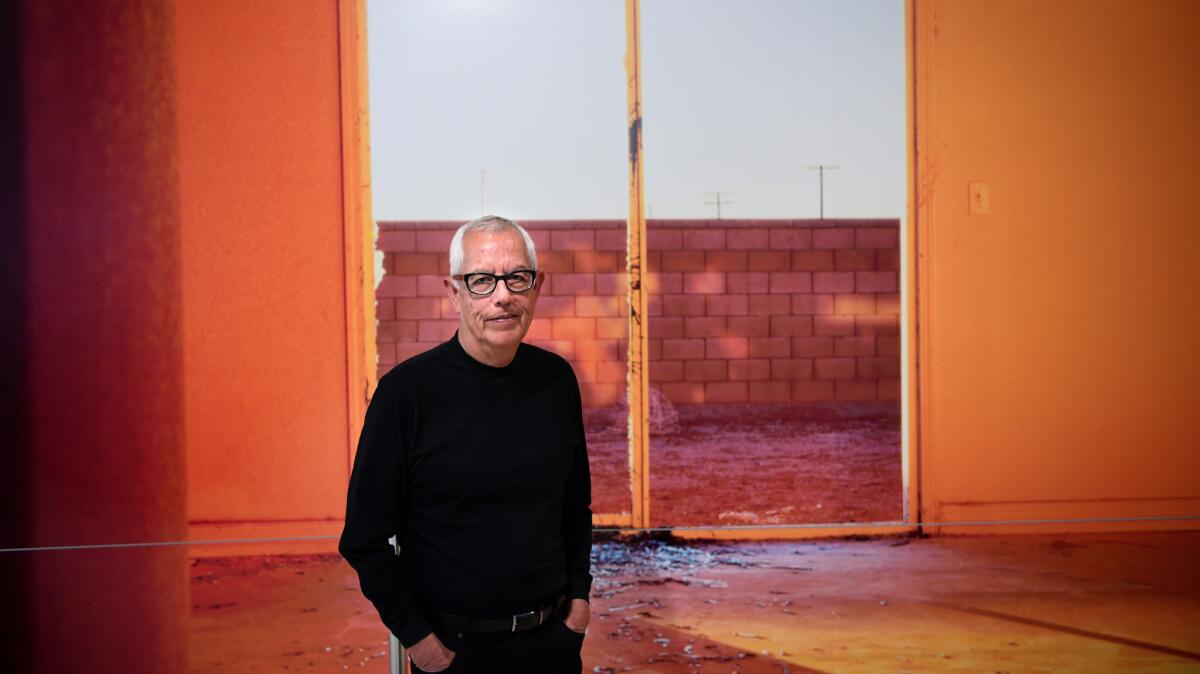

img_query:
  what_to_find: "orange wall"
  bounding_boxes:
[177,0,356,552]
[914,0,1200,532]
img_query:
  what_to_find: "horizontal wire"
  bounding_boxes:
[2,514,1198,553]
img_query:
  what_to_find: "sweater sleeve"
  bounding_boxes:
[562,370,594,602]
[338,375,433,647]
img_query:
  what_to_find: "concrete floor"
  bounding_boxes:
[189,531,1200,673]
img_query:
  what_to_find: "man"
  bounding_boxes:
[339,215,593,674]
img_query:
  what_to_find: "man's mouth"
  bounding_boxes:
[487,313,519,323]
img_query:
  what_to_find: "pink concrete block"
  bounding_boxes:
[552,273,596,296]
[376,298,396,321]
[814,315,856,336]
[378,230,416,252]
[835,336,876,357]
[812,228,853,250]
[532,339,574,360]
[748,337,791,359]
[572,361,598,384]
[378,275,417,298]
[417,274,446,297]
[683,272,726,295]
[685,360,727,382]
[876,292,901,314]
[662,338,706,360]
[581,383,622,406]
[877,336,901,356]
[769,271,812,294]
[651,360,685,382]
[792,379,835,401]
[418,319,456,342]
[377,319,418,342]
[727,272,768,294]
[536,296,575,318]
[857,356,900,379]
[525,319,553,341]
[661,381,704,404]
[877,249,900,271]
[684,229,727,250]
[727,228,768,250]
[706,336,749,359]
[705,295,749,316]
[575,339,619,362]
[649,316,684,339]
[835,249,876,270]
[552,318,596,340]
[539,251,575,273]
[705,251,748,271]
[663,294,705,317]
[550,229,595,251]
[706,381,748,403]
[377,342,396,366]
[791,336,834,358]
[647,295,663,316]
[576,295,620,317]
[856,271,898,293]
[596,360,627,384]
[662,251,706,272]
[856,314,900,336]
[395,342,434,362]
[878,378,902,401]
[595,272,628,296]
[834,293,877,316]
[748,251,791,272]
[770,358,814,380]
[815,357,856,379]
[647,272,683,295]
[439,297,458,319]
[813,271,855,293]
[596,317,627,340]
[390,252,440,274]
[792,294,834,315]
[684,316,727,338]
[769,315,813,337]
[728,316,770,338]
[750,381,792,402]
[749,295,792,316]
[792,251,835,271]
[574,251,621,272]
[856,227,899,249]
[595,228,626,251]
[395,298,441,319]
[729,359,770,381]
[835,380,877,401]
[647,229,682,250]
[416,230,453,253]
[768,228,812,250]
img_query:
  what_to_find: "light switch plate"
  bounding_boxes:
[969,181,991,215]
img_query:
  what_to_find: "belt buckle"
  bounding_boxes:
[511,609,540,632]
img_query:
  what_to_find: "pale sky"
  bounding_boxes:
[367,0,904,221]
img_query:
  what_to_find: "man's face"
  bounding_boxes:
[447,229,543,359]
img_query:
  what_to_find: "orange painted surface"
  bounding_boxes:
[914,0,1200,532]
[176,1,353,539]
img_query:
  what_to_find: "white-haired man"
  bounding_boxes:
[340,215,593,673]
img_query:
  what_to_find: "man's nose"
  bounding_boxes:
[491,281,514,304]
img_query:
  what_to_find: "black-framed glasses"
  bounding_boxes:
[452,269,537,297]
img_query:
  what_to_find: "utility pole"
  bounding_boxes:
[806,165,838,219]
[703,191,732,219]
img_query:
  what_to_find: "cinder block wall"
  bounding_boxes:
[377,219,900,406]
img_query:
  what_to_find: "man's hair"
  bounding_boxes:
[448,215,539,282]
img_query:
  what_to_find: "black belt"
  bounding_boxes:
[435,595,565,634]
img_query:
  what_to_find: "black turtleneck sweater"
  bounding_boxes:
[338,333,593,647]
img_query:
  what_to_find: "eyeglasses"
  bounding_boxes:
[452,269,537,297]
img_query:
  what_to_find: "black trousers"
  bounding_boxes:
[410,615,584,674]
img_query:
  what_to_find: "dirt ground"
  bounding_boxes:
[584,402,903,526]
[189,531,1200,673]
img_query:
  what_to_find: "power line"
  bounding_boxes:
[703,191,732,219]
[806,165,839,219]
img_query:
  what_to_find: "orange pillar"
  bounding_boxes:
[1,1,188,672]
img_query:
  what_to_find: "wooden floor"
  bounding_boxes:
[189,531,1200,673]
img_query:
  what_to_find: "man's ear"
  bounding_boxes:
[444,278,461,313]
[534,271,546,292]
